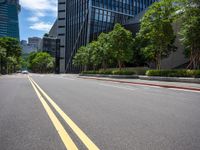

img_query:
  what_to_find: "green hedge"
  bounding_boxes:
[81,67,148,75]
[82,70,136,75]
[146,70,200,78]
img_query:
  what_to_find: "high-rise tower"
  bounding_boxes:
[57,0,157,73]
[57,0,134,72]
[0,0,20,39]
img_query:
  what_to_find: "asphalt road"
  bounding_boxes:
[0,74,200,150]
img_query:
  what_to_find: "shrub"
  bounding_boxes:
[98,70,113,75]
[146,70,200,78]
[81,71,99,74]
[112,70,136,75]
[81,69,136,75]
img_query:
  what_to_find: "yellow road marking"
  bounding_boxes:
[28,77,78,150]
[29,77,100,150]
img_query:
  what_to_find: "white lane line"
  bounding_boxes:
[99,83,136,91]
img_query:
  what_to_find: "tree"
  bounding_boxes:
[180,0,200,69]
[0,46,6,74]
[137,0,179,69]
[132,37,148,67]
[73,45,92,71]
[7,56,17,74]
[0,37,21,74]
[109,23,133,70]
[0,37,21,59]
[27,52,37,69]
[90,33,113,70]
[19,57,28,70]
[29,52,55,73]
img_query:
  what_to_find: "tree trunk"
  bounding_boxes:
[84,65,87,71]
[102,61,107,70]
[157,52,161,70]
[118,60,122,70]
[0,56,1,74]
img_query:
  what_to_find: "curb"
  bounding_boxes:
[139,76,200,84]
[79,76,200,92]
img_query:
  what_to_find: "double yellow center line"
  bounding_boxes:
[28,76,100,150]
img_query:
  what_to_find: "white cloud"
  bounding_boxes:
[28,16,39,22]
[30,22,52,32]
[20,0,57,15]
[20,0,57,31]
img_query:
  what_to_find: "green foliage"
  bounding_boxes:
[73,46,93,70]
[137,0,180,69]
[112,70,136,75]
[0,37,22,74]
[91,33,113,69]
[0,37,21,58]
[0,46,6,58]
[28,52,55,73]
[81,67,148,75]
[179,0,200,69]
[27,52,37,69]
[73,23,134,71]
[146,69,200,78]
[132,37,148,66]
[109,23,133,69]
[19,57,28,70]
[82,69,136,75]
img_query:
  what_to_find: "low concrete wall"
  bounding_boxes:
[79,74,138,79]
[139,76,200,84]
[80,74,200,84]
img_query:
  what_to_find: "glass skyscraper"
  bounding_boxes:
[0,0,20,39]
[64,0,135,72]
[133,0,157,14]
[58,0,157,72]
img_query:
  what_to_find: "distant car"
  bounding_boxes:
[22,70,29,74]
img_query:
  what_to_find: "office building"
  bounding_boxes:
[0,0,20,39]
[133,0,158,15]
[58,0,136,72]
[28,37,41,50]
[57,0,66,72]
[20,40,37,54]
[39,21,61,73]
[57,0,158,73]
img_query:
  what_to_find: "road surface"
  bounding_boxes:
[0,74,200,150]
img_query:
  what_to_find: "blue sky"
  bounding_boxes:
[19,0,57,41]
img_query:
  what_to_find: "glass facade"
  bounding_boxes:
[0,0,20,39]
[64,0,156,72]
[133,0,157,14]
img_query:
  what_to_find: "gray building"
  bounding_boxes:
[28,37,41,50]
[57,0,186,72]
[39,21,61,73]
[0,0,20,39]
[20,40,37,54]
[58,0,135,73]
[57,0,66,73]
